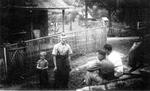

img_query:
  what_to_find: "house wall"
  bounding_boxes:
[0,8,48,43]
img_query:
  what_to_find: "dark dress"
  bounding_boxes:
[54,50,71,89]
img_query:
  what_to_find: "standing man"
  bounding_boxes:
[52,33,73,89]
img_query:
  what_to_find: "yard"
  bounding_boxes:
[1,37,144,90]
[0,0,150,90]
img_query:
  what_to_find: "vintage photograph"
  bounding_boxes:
[0,0,150,90]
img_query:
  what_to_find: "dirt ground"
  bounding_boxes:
[0,37,138,90]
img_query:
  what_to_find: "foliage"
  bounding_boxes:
[63,0,85,7]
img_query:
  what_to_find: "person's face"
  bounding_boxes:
[97,53,105,61]
[104,49,110,55]
[40,55,45,59]
[60,37,66,44]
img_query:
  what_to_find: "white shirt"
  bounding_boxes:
[52,42,73,55]
[106,51,124,76]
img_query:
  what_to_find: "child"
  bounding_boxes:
[36,51,49,88]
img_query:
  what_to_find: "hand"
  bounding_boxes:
[71,68,79,72]
[53,66,57,72]
[75,68,80,71]
[37,67,42,70]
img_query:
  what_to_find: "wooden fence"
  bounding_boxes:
[5,26,107,82]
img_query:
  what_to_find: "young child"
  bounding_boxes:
[36,51,49,88]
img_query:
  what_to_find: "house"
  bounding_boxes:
[0,0,72,43]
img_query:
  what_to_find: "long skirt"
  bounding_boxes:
[54,55,71,89]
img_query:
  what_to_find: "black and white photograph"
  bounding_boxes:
[0,0,150,90]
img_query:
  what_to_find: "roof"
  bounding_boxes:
[34,0,72,9]
[8,0,73,9]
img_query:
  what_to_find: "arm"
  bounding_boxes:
[52,45,58,71]
[76,64,89,71]
[68,44,73,68]
[53,55,57,69]
[76,61,100,71]
[68,55,72,67]
[36,60,42,69]
[42,60,49,70]
[87,62,102,72]
[111,53,124,77]
[128,42,141,54]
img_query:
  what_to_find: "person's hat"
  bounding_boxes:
[40,51,47,56]
[60,33,67,39]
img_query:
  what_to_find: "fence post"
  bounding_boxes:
[62,9,65,32]
[137,21,140,30]
[85,29,88,53]
[3,47,7,80]
[94,29,97,52]
[75,32,77,54]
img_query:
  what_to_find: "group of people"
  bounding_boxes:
[36,33,126,89]
[76,44,124,85]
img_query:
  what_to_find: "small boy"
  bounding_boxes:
[36,51,49,88]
